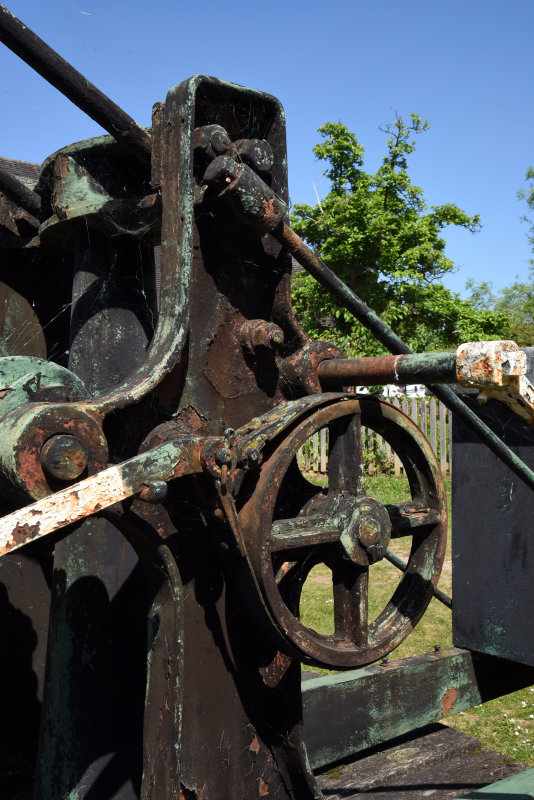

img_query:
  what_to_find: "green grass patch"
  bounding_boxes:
[299,474,534,765]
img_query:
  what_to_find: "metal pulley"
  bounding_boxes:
[237,396,447,668]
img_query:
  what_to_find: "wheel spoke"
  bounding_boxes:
[328,414,365,496]
[386,502,442,537]
[271,515,340,551]
[332,564,368,646]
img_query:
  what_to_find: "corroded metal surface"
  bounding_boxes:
[303,647,534,769]
[0,8,532,798]
[317,352,457,386]
[456,340,534,425]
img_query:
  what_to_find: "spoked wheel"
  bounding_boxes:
[238,396,447,669]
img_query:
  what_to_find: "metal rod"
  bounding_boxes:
[0,5,151,159]
[273,220,534,493]
[318,353,457,387]
[0,163,42,218]
[385,550,452,609]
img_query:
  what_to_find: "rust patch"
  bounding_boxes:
[249,733,261,757]
[55,153,70,180]
[16,445,44,494]
[261,197,276,218]
[259,777,269,796]
[441,686,458,716]
[6,520,41,553]
[259,650,293,688]
[173,407,209,436]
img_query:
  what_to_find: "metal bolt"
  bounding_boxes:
[40,435,88,482]
[434,644,441,652]
[366,543,385,564]
[215,447,232,467]
[357,515,381,547]
[139,481,168,504]
[250,323,284,350]
[381,657,389,665]
[247,448,260,463]
[240,320,284,354]
[210,128,232,154]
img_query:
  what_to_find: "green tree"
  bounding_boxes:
[466,271,534,346]
[518,165,534,260]
[291,116,508,356]
[463,167,534,347]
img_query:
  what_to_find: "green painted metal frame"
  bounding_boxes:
[302,647,534,770]
[458,767,534,797]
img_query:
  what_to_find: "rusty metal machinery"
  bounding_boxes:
[1,6,534,799]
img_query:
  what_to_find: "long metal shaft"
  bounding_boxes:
[275,221,534,492]
[318,352,458,387]
[0,162,42,218]
[0,5,151,159]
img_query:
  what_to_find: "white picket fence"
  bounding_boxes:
[300,397,453,477]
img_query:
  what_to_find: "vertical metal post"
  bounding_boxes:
[35,227,158,800]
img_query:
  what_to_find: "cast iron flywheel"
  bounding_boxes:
[238,396,447,669]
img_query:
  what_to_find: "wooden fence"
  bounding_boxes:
[300,397,453,477]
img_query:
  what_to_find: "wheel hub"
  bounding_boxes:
[338,495,392,565]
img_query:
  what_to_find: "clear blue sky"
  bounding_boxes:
[1,0,532,297]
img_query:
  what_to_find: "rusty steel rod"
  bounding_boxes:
[385,550,452,609]
[0,163,42,218]
[272,222,534,492]
[0,5,151,159]
[318,353,457,387]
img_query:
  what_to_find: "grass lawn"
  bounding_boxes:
[299,474,534,765]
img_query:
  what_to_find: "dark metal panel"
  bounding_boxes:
[452,392,534,666]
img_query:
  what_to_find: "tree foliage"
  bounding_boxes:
[291,116,508,356]
[464,167,534,347]
[518,165,534,259]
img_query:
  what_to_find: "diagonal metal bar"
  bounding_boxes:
[0,4,151,159]
[0,163,42,218]
[0,434,203,557]
[385,549,452,609]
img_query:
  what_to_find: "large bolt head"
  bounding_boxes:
[339,496,391,567]
[40,434,88,481]
[357,515,381,547]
